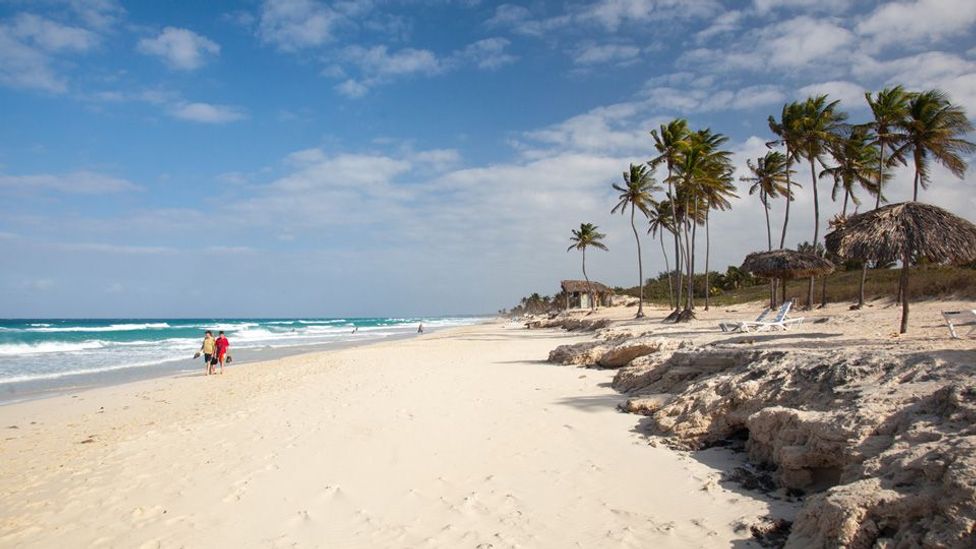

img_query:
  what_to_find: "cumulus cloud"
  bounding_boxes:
[256,0,346,51]
[170,102,246,124]
[137,27,220,70]
[856,0,976,51]
[451,38,517,70]
[797,80,868,108]
[332,38,516,97]
[0,171,140,193]
[0,13,98,92]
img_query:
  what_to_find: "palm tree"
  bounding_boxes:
[857,86,912,308]
[611,164,660,318]
[648,200,677,310]
[742,151,792,251]
[671,128,728,318]
[793,94,847,308]
[567,223,608,311]
[821,126,882,217]
[899,89,975,201]
[699,162,737,310]
[767,101,803,249]
[650,119,690,316]
[742,150,792,307]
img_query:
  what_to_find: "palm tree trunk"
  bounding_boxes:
[581,248,593,311]
[900,247,910,334]
[660,230,674,310]
[631,204,645,319]
[683,198,693,313]
[912,150,921,202]
[779,148,792,249]
[667,164,682,314]
[704,208,711,311]
[808,157,819,310]
[690,203,698,311]
[842,189,849,217]
[859,139,888,309]
[763,192,775,307]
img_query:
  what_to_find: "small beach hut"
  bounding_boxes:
[825,201,976,334]
[740,250,834,306]
[559,280,614,310]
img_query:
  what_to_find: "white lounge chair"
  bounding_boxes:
[943,310,976,339]
[728,300,804,333]
[719,307,772,332]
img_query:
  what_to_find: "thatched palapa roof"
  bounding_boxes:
[740,249,834,279]
[560,280,614,294]
[825,202,976,264]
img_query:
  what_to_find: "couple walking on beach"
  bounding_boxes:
[200,331,230,375]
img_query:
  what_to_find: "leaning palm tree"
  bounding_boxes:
[821,126,883,217]
[899,89,975,201]
[743,151,793,251]
[767,101,803,249]
[650,119,690,315]
[647,200,677,310]
[742,150,792,307]
[611,164,660,318]
[857,86,912,308]
[567,223,608,311]
[793,94,848,308]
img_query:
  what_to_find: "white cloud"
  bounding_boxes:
[0,171,140,193]
[170,102,246,124]
[644,84,785,113]
[681,16,854,74]
[695,10,743,44]
[59,242,176,254]
[855,51,976,113]
[7,13,97,52]
[341,45,440,77]
[487,0,718,36]
[857,0,976,51]
[452,37,517,70]
[797,80,867,108]
[0,13,98,92]
[256,0,344,51]
[335,79,369,98]
[752,0,853,15]
[573,43,640,66]
[332,39,516,97]
[137,27,220,70]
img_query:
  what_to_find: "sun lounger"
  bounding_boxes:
[723,300,805,333]
[943,309,976,339]
[719,307,771,332]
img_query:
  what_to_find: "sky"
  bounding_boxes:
[1,0,975,318]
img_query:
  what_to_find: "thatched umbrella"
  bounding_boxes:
[741,249,835,306]
[825,202,976,333]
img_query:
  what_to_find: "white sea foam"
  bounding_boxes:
[0,341,107,356]
[26,322,171,333]
[0,356,188,384]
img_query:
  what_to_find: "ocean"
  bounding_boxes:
[0,316,485,402]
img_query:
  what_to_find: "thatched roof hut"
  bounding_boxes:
[559,280,614,310]
[560,280,613,294]
[740,250,835,280]
[825,202,976,265]
[825,201,976,334]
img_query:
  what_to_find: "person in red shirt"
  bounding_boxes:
[214,331,230,375]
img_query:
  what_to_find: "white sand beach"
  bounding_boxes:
[0,320,780,548]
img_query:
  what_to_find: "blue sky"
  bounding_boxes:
[1,0,975,317]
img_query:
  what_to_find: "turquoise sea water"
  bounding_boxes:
[0,317,483,395]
